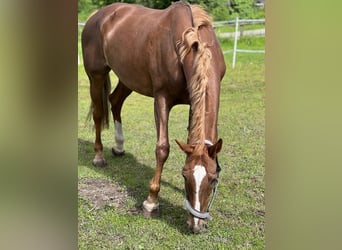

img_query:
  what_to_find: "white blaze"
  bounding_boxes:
[193,165,206,227]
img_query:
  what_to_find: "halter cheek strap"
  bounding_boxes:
[184,139,222,220]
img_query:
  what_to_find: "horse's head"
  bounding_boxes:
[176,139,222,233]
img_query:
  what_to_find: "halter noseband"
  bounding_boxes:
[184,140,222,221]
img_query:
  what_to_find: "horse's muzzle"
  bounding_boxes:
[187,216,208,233]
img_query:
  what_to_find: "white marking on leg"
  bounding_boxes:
[193,165,206,227]
[114,121,124,153]
[143,199,159,212]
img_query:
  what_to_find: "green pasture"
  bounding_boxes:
[78,30,265,248]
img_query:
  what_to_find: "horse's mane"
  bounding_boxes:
[177,5,213,153]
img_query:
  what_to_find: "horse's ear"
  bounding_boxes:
[208,138,223,159]
[175,140,194,154]
[192,41,199,51]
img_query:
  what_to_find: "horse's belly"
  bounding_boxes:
[106,47,185,98]
[110,64,154,97]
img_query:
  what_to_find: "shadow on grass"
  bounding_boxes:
[78,138,191,235]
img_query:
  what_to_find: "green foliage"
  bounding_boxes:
[228,0,262,19]
[78,0,264,22]
[210,2,230,21]
[78,0,95,13]
[138,0,173,9]
[186,0,229,21]
[92,0,137,8]
[78,0,97,21]
[90,0,172,9]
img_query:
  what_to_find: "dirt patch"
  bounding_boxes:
[78,177,130,210]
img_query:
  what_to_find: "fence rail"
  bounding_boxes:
[213,18,265,27]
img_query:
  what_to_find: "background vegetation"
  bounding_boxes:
[78,0,265,21]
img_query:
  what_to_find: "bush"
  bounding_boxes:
[78,0,265,22]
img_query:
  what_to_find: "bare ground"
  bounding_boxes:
[78,177,131,211]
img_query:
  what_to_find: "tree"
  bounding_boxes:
[78,0,263,21]
[137,0,172,9]
[227,0,259,19]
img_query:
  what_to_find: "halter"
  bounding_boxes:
[184,140,222,221]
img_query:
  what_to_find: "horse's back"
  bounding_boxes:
[82,2,225,103]
[82,2,192,99]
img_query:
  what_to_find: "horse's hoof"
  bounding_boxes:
[112,147,125,157]
[92,158,107,167]
[142,206,160,218]
[142,200,160,218]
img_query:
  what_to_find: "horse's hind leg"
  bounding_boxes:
[109,80,132,156]
[88,72,111,167]
[82,24,111,167]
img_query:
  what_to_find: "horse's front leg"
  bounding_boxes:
[143,95,171,217]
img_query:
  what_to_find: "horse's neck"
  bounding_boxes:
[187,94,218,145]
[203,84,219,143]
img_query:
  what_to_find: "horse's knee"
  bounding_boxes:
[149,181,160,195]
[155,143,170,163]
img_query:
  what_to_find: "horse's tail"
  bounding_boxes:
[176,5,212,150]
[86,74,112,130]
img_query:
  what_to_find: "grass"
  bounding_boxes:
[78,31,265,248]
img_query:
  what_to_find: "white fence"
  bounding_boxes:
[78,22,85,65]
[78,18,265,67]
[214,17,265,68]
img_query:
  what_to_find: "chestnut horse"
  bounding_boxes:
[81,1,226,233]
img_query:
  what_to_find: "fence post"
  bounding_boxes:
[78,23,85,66]
[232,16,239,69]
